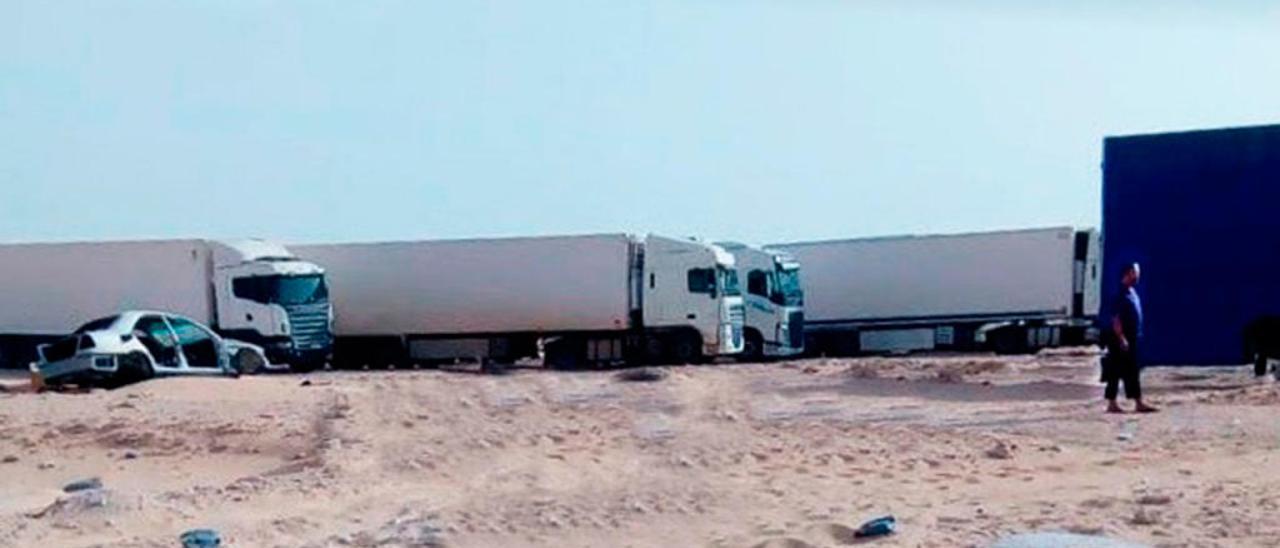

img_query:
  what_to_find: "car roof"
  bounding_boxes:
[109,310,200,326]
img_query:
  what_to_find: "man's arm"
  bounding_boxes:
[1112,314,1129,352]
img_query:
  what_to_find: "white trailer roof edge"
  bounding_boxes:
[772,225,1087,249]
[293,232,636,248]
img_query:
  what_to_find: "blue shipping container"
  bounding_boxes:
[1102,124,1280,366]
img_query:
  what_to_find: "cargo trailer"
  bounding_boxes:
[772,227,1100,355]
[295,234,745,368]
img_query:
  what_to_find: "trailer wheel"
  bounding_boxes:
[991,328,1031,355]
[544,337,583,370]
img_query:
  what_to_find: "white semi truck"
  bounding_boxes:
[772,227,1100,355]
[716,242,805,360]
[295,234,746,369]
[0,239,334,371]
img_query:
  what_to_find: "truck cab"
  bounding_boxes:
[720,243,805,360]
[210,240,334,370]
[641,236,745,362]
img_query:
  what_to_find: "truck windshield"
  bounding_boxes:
[776,267,804,306]
[718,267,742,297]
[233,275,329,306]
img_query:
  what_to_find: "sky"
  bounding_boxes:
[3,1,1280,246]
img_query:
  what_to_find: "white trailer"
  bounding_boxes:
[771,227,1100,355]
[295,234,745,368]
[0,239,333,370]
[716,243,805,360]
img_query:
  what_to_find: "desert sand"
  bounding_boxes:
[2,351,1279,547]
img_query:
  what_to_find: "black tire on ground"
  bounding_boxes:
[739,329,764,363]
[644,336,665,365]
[670,333,702,365]
[1255,353,1270,377]
[992,328,1028,355]
[544,338,583,370]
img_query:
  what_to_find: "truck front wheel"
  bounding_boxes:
[739,329,764,363]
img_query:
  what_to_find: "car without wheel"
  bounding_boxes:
[32,310,269,388]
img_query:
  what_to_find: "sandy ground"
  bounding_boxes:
[2,351,1280,547]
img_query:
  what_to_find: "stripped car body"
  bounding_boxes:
[32,311,269,388]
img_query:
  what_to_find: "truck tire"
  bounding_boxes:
[544,337,583,370]
[671,333,703,365]
[1255,352,1270,377]
[739,329,764,363]
[992,328,1031,355]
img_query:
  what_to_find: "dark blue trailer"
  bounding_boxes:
[1102,123,1280,371]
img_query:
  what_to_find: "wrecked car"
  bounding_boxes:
[32,311,269,388]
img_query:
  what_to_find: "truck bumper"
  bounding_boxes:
[261,339,331,368]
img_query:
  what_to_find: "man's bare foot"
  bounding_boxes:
[1135,403,1158,413]
[1106,403,1124,414]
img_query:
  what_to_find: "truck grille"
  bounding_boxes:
[286,304,332,350]
[788,311,805,349]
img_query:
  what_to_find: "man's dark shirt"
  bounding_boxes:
[1111,286,1143,353]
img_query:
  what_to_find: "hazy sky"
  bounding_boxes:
[4,1,1279,245]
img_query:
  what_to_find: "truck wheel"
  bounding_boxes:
[992,329,1028,355]
[1254,352,1270,377]
[739,330,764,363]
[234,348,266,375]
[671,333,702,365]
[544,338,583,370]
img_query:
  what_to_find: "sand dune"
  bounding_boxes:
[2,353,1278,546]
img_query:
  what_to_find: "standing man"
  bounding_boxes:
[1104,262,1157,413]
